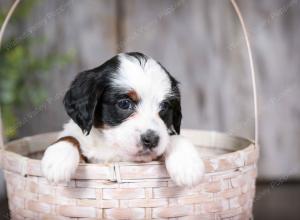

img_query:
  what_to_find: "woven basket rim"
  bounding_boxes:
[1,129,258,182]
[5,129,255,147]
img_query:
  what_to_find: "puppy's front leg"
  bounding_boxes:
[41,136,81,183]
[165,135,205,187]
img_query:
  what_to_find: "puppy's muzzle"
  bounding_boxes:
[141,129,160,150]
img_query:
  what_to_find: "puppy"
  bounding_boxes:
[41,52,204,187]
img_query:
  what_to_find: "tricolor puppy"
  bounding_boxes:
[42,52,204,187]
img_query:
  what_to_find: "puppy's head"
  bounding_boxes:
[64,52,181,162]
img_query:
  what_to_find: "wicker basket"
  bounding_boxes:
[1,130,258,219]
[0,0,259,219]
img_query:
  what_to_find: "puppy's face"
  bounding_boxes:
[64,52,181,162]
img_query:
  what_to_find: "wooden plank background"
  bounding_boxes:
[0,0,299,188]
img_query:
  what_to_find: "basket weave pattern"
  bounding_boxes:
[1,132,258,220]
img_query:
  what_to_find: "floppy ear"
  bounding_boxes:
[63,70,103,135]
[172,98,182,135]
[167,72,182,135]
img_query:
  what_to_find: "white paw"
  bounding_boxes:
[165,135,205,187]
[41,141,80,183]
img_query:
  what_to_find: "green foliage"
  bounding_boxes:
[0,0,73,138]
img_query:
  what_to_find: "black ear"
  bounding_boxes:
[63,70,103,135]
[172,98,182,134]
[64,55,120,134]
[167,72,182,135]
[157,61,182,135]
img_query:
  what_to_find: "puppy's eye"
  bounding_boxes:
[117,99,134,110]
[160,101,170,112]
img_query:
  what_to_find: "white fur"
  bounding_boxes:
[41,141,79,183]
[115,54,172,102]
[42,53,205,186]
[165,135,205,187]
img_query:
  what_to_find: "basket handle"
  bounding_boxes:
[0,0,258,148]
[0,0,21,150]
[230,0,258,145]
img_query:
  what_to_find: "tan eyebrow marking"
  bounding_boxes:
[127,90,139,102]
[54,136,88,163]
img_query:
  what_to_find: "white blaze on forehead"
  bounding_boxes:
[114,54,172,105]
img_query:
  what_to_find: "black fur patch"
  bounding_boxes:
[126,52,148,66]
[94,87,137,127]
[63,55,120,134]
[157,62,182,135]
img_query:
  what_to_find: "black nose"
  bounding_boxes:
[141,130,160,149]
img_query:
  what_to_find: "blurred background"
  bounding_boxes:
[0,0,299,219]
